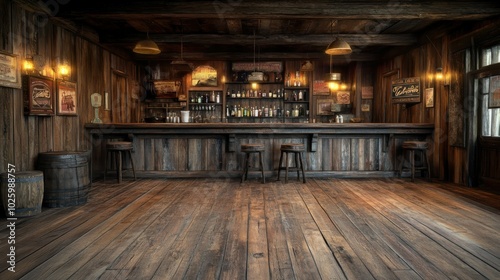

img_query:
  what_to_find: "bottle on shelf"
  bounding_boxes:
[210,91,216,103]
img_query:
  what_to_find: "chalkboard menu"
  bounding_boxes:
[391,77,421,104]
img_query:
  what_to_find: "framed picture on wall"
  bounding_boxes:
[22,75,55,116]
[0,51,21,89]
[317,98,334,115]
[153,80,181,98]
[192,65,217,87]
[56,80,77,115]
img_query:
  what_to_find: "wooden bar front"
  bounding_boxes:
[85,123,434,179]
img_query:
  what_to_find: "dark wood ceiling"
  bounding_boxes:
[23,0,500,62]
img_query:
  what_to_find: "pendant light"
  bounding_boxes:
[248,30,264,82]
[171,24,193,72]
[325,20,352,56]
[133,30,161,55]
[325,54,342,90]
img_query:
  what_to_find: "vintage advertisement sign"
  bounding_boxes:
[391,77,421,104]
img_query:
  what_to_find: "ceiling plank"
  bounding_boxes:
[55,1,500,20]
[103,33,418,47]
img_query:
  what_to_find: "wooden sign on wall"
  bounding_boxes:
[391,77,421,104]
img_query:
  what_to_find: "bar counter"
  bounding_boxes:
[85,123,434,179]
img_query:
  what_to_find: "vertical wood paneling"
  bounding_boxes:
[0,1,140,175]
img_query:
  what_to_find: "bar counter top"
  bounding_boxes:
[85,122,434,179]
[85,122,434,135]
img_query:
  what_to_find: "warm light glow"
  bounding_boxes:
[221,75,226,84]
[251,82,258,90]
[340,83,348,90]
[59,64,70,77]
[435,67,444,80]
[328,81,340,91]
[23,59,34,72]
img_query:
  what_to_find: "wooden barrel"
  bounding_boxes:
[37,151,90,207]
[1,171,44,217]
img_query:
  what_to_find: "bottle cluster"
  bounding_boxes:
[227,89,283,99]
[227,105,283,118]
[190,91,221,104]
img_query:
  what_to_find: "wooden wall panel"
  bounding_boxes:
[0,1,139,174]
[372,34,472,185]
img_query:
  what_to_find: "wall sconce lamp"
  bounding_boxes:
[59,64,70,79]
[23,57,34,74]
[435,67,444,80]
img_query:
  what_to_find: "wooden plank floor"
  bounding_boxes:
[1,177,499,279]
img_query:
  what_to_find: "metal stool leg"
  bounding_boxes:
[285,152,289,183]
[259,151,265,183]
[298,152,306,183]
[117,151,123,183]
[277,151,284,181]
[128,150,137,180]
[241,152,250,183]
[294,152,300,180]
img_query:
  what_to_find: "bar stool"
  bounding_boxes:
[241,143,266,183]
[104,141,136,183]
[277,143,306,183]
[398,141,430,182]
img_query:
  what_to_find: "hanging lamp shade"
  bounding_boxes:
[133,39,161,55]
[325,37,352,55]
[324,72,341,81]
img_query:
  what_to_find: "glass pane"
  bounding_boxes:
[481,77,489,95]
[492,108,500,136]
[481,93,490,136]
[492,45,500,64]
[482,48,492,67]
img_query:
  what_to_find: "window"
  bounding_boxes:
[480,44,500,137]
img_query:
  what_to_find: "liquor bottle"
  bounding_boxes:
[226,105,230,117]
[231,90,236,98]
[298,90,303,101]
[236,90,241,98]
[216,92,221,103]
[210,91,216,103]
[299,105,304,116]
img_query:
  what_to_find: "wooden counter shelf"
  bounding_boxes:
[85,123,434,180]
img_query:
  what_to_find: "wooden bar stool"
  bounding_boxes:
[277,143,306,183]
[398,141,430,182]
[241,143,266,183]
[104,141,136,183]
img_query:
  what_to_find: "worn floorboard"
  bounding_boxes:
[0,177,499,280]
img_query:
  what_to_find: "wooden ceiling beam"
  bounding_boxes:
[103,33,418,47]
[55,1,500,20]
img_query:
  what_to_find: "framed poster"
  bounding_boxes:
[489,75,500,108]
[317,98,333,115]
[361,86,373,99]
[313,80,330,95]
[192,65,217,87]
[0,51,21,89]
[22,75,55,116]
[336,91,350,104]
[391,77,421,104]
[56,80,77,115]
[153,80,181,98]
[425,88,434,108]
